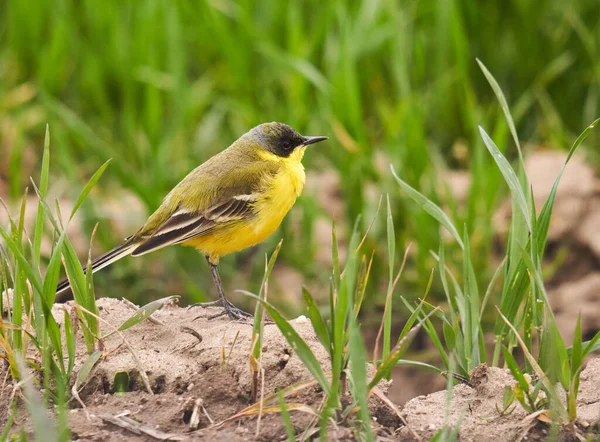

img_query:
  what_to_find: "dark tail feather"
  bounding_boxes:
[55,242,135,296]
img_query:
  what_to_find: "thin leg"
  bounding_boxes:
[190,257,252,320]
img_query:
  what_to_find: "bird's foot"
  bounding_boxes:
[190,298,252,321]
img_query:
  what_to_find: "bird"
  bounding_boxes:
[56,122,328,320]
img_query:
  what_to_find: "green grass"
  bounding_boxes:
[1,75,598,441]
[1,0,598,314]
[0,130,180,438]
[392,62,600,437]
[243,213,436,440]
[1,3,600,439]
[252,63,599,439]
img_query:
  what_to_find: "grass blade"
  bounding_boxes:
[369,307,438,390]
[478,126,531,232]
[277,390,297,442]
[391,165,463,249]
[383,195,395,363]
[114,296,177,333]
[33,125,50,262]
[497,308,568,422]
[348,324,373,441]
[302,287,331,355]
[16,356,59,442]
[537,118,600,254]
[243,293,330,395]
[63,307,76,376]
[69,159,112,221]
[476,59,523,162]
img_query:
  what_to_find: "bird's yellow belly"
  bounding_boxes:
[184,160,305,262]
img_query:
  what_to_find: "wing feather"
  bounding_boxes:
[131,194,256,256]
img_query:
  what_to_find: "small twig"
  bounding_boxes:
[255,367,265,438]
[300,394,328,441]
[227,330,240,365]
[516,410,547,442]
[220,331,227,366]
[0,364,10,402]
[101,413,186,440]
[440,370,471,385]
[180,326,203,347]
[71,384,90,420]
[371,386,422,441]
[189,398,203,430]
[115,410,132,418]
[202,402,214,425]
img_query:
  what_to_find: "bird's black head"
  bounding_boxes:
[249,122,328,158]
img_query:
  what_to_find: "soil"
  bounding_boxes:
[1,298,400,441]
[2,297,600,441]
[400,362,600,441]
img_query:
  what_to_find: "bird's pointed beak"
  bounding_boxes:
[302,135,328,146]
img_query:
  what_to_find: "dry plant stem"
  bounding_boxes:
[9,373,35,403]
[202,402,214,425]
[100,414,185,441]
[220,332,227,366]
[214,380,320,429]
[189,398,203,430]
[371,386,421,442]
[516,410,550,442]
[71,385,90,420]
[227,330,240,365]
[373,243,412,370]
[73,303,154,394]
[179,326,203,345]
[301,394,327,440]
[255,367,266,438]
[0,368,10,402]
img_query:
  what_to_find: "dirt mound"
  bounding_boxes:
[400,362,600,441]
[67,297,329,441]
[4,297,600,440]
[3,298,399,441]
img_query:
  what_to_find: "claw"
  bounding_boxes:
[190,298,252,321]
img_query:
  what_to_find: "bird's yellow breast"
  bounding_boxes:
[184,147,306,262]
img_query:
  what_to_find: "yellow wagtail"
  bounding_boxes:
[56,122,328,319]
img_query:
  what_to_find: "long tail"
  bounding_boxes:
[55,241,137,296]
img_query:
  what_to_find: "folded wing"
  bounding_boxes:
[131,194,256,256]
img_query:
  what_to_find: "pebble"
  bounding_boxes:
[295,315,308,324]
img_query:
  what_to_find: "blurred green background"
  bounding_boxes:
[1,0,598,321]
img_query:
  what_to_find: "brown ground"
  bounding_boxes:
[2,297,600,441]
[1,298,401,441]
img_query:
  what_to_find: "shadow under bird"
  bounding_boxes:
[56,122,328,319]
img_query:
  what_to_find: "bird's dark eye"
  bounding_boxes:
[282,139,293,151]
[276,135,296,153]
[265,124,305,157]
